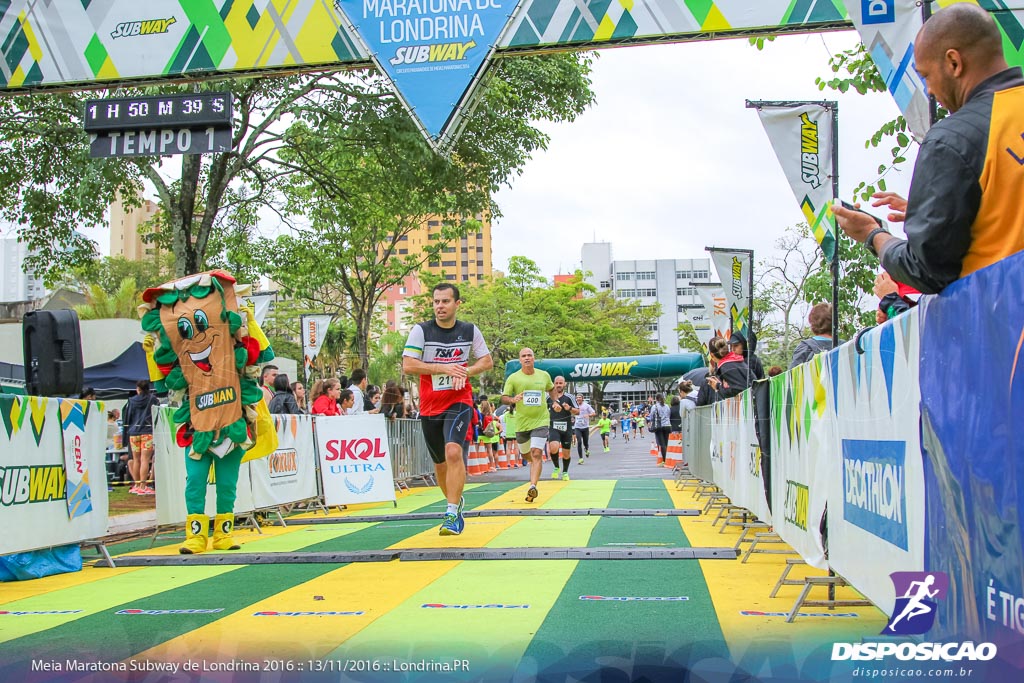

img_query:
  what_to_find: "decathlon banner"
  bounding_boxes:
[335,0,517,147]
[752,103,837,260]
[709,392,771,523]
[153,407,255,526]
[847,0,930,139]
[827,310,924,616]
[58,399,96,520]
[917,249,1024,658]
[249,415,318,509]
[300,314,332,376]
[315,414,397,507]
[0,396,108,555]
[768,358,833,569]
[693,283,731,341]
[707,248,753,339]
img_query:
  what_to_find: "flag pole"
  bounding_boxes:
[831,102,840,350]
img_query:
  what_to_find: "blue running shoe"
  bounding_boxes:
[439,512,461,536]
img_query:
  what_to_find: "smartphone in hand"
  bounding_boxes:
[837,200,885,228]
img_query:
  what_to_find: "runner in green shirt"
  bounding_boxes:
[501,347,555,503]
[596,415,612,452]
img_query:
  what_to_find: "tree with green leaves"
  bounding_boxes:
[265,54,595,370]
[74,276,140,320]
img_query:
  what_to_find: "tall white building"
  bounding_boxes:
[581,242,712,354]
[0,234,45,304]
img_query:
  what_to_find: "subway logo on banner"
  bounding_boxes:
[569,360,639,379]
[799,113,821,189]
[0,466,65,506]
[390,41,477,65]
[862,0,895,25]
[111,17,177,39]
[842,440,908,550]
[784,479,809,531]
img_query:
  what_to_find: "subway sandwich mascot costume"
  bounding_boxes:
[139,270,276,554]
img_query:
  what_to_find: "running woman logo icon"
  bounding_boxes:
[883,571,949,635]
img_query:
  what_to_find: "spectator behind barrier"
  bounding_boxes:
[834,3,1024,293]
[698,338,751,406]
[268,374,303,415]
[790,303,842,369]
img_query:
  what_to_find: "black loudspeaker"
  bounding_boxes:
[22,309,84,397]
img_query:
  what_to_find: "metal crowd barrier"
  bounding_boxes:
[386,418,437,489]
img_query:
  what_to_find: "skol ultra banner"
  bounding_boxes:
[315,414,397,507]
[707,248,753,339]
[827,310,925,616]
[693,283,731,341]
[300,314,332,376]
[753,103,837,260]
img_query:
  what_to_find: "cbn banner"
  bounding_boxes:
[315,414,397,507]
[693,283,731,341]
[153,407,255,526]
[249,415,318,509]
[768,357,833,569]
[707,248,753,338]
[918,249,1024,660]
[827,310,924,616]
[710,392,771,523]
[753,103,836,260]
[0,397,108,555]
[680,307,715,348]
[59,400,96,520]
[300,315,332,377]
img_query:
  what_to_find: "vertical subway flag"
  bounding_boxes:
[692,284,731,342]
[755,104,836,260]
[336,0,518,149]
[706,249,753,339]
[300,315,332,376]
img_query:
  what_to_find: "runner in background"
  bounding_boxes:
[596,413,612,452]
[621,412,632,442]
[547,376,579,481]
[402,283,493,536]
[573,392,596,463]
[502,348,555,503]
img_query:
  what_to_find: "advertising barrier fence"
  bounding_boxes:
[4,243,1022,668]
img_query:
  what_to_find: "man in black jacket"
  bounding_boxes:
[835,3,1024,293]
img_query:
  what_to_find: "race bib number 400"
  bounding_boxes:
[432,373,455,391]
[523,390,542,406]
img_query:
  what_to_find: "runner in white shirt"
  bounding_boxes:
[573,393,596,464]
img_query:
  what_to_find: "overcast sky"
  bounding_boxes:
[491,30,918,279]
[76,29,918,283]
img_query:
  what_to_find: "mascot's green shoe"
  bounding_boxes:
[179,514,209,554]
[212,513,241,551]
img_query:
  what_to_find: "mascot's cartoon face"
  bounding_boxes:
[159,286,242,434]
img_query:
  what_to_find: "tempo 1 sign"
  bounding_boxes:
[84,91,233,158]
[89,127,232,158]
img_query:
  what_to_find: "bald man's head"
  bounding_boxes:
[916,3,1003,65]
[914,4,1008,112]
